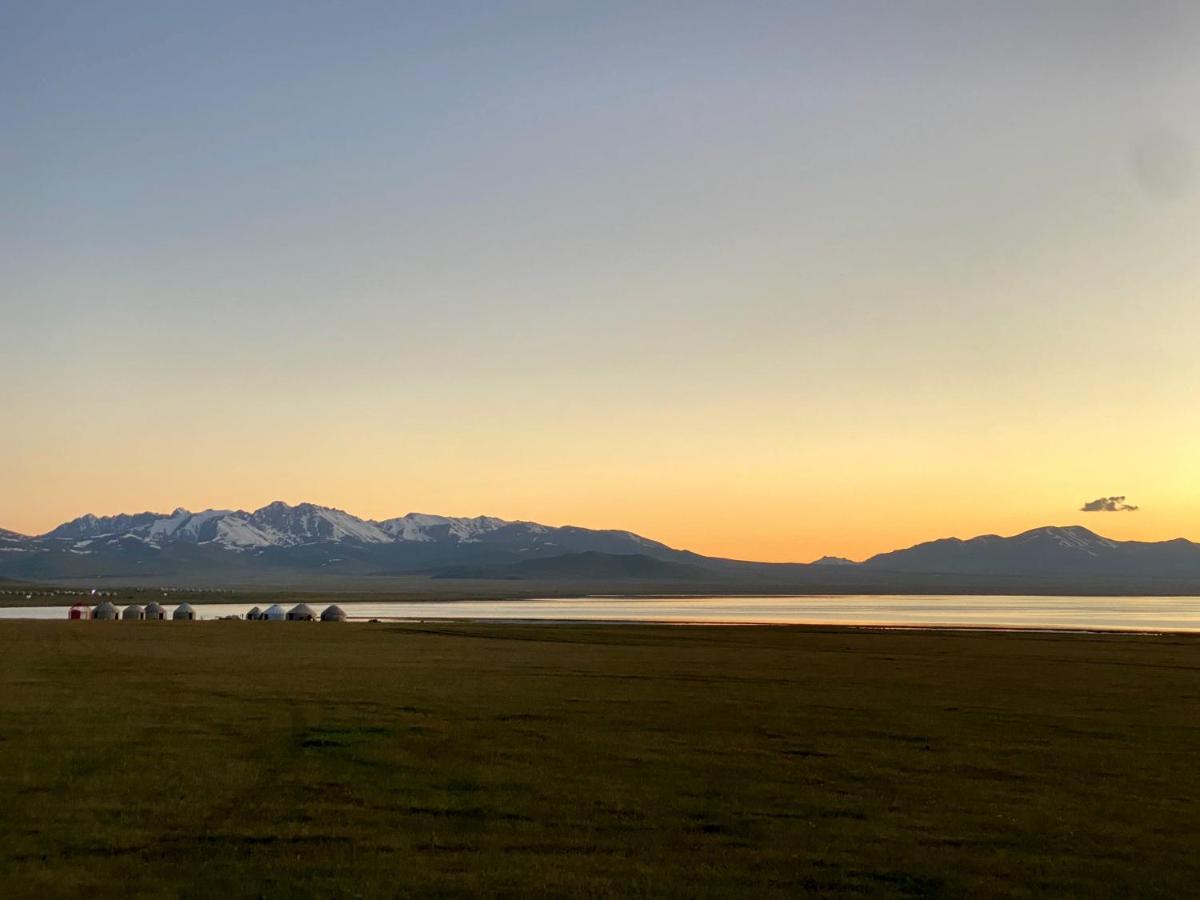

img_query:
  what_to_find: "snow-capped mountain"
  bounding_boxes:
[376,513,521,543]
[251,502,392,546]
[0,501,688,583]
[47,512,165,541]
[39,502,523,552]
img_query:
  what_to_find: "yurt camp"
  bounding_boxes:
[68,602,91,620]
[172,603,196,621]
[286,603,315,621]
[92,600,119,620]
[261,604,285,621]
[320,604,347,622]
[144,602,166,620]
[245,606,262,621]
[121,604,145,621]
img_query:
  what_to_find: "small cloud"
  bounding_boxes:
[1080,496,1138,513]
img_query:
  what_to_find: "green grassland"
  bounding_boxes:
[1,622,1198,897]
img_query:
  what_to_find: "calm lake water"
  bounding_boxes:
[3,595,1200,632]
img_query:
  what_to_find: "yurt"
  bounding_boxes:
[121,604,145,621]
[144,601,166,620]
[68,602,91,620]
[93,600,119,620]
[320,604,347,622]
[172,602,196,621]
[286,603,316,621]
[262,604,285,621]
[246,606,262,621]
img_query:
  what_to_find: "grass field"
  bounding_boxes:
[1,622,1198,897]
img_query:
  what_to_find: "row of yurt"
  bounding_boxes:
[67,601,347,622]
[67,601,185,621]
[245,603,346,621]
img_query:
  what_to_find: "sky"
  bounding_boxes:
[3,1,1200,561]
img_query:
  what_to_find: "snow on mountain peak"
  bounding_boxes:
[376,512,512,543]
[146,508,194,541]
[246,502,391,546]
[1017,525,1115,556]
[212,515,279,550]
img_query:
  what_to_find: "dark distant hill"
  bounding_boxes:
[862,525,1200,577]
[432,551,710,581]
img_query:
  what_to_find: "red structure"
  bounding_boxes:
[68,602,91,620]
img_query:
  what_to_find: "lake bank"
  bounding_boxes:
[4,593,1200,632]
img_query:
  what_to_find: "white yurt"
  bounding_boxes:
[92,600,119,620]
[144,601,166,620]
[172,602,196,621]
[121,604,145,621]
[320,604,347,622]
[262,604,286,621]
[286,603,315,621]
[246,606,262,621]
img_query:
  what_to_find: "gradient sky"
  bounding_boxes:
[4,1,1200,561]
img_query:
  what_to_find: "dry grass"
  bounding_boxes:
[1,622,1198,897]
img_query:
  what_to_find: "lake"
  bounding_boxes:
[3,595,1200,631]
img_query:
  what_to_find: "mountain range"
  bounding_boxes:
[3,502,1200,594]
[0,502,676,585]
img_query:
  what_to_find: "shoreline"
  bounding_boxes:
[363,618,1200,636]
[7,589,1200,610]
[1,614,1198,637]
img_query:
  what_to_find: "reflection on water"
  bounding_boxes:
[3,595,1200,632]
